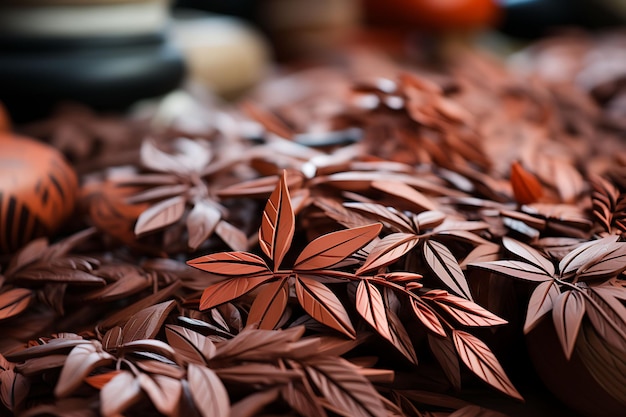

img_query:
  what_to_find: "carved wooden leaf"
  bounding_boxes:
[410,298,446,337]
[188,251,270,277]
[303,356,387,417]
[122,300,176,343]
[356,233,420,275]
[552,291,586,360]
[295,223,382,271]
[295,276,355,338]
[470,260,553,282]
[428,334,461,390]
[187,364,230,417]
[355,280,392,341]
[259,170,295,271]
[426,292,508,327]
[510,161,542,205]
[247,278,289,330]
[452,330,522,401]
[100,370,142,417]
[524,280,560,334]
[134,195,186,236]
[200,274,273,310]
[138,373,182,417]
[424,240,473,300]
[55,342,114,397]
[166,325,216,364]
[186,200,222,250]
[0,288,32,321]
[502,237,554,275]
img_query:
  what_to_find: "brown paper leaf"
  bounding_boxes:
[470,260,553,282]
[452,330,522,401]
[585,285,626,351]
[355,280,392,341]
[55,342,114,397]
[343,202,414,233]
[138,373,182,417]
[259,170,295,271]
[303,356,387,417]
[134,195,186,236]
[428,334,462,390]
[281,381,328,417]
[186,200,222,250]
[187,364,229,417]
[100,370,142,417]
[188,251,270,277]
[247,278,290,330]
[122,300,176,343]
[386,308,418,364]
[552,290,586,360]
[510,161,543,205]
[424,240,473,300]
[372,181,437,212]
[0,288,32,321]
[449,405,509,417]
[216,363,300,385]
[357,233,420,275]
[229,388,280,417]
[502,237,555,275]
[524,280,560,334]
[166,325,216,364]
[410,298,446,337]
[295,276,355,339]
[200,274,273,310]
[426,291,508,327]
[295,223,382,271]
[214,220,249,252]
[85,370,122,389]
[0,368,29,412]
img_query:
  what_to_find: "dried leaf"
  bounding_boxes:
[187,364,229,417]
[355,280,392,341]
[138,373,182,416]
[552,290,586,360]
[343,202,413,233]
[452,330,522,401]
[428,334,462,390]
[216,363,300,385]
[295,223,382,271]
[166,325,215,364]
[524,280,560,334]
[100,370,142,417]
[134,195,186,236]
[449,405,509,417]
[55,342,114,397]
[247,278,289,330]
[186,200,222,250]
[424,240,473,300]
[295,276,356,338]
[282,381,328,417]
[0,288,32,321]
[200,274,273,310]
[188,252,270,277]
[511,161,543,205]
[357,233,420,275]
[372,181,437,212]
[259,170,295,271]
[122,300,176,343]
[585,285,626,351]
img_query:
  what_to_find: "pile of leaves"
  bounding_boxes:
[1,35,625,417]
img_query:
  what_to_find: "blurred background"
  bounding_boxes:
[1,0,625,122]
